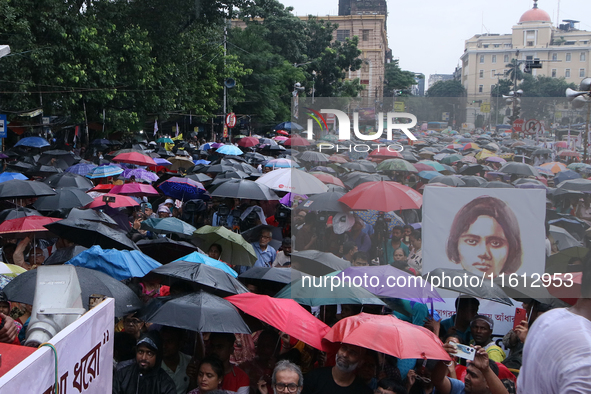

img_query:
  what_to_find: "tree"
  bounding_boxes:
[426,80,466,97]
[491,79,513,97]
[504,59,523,87]
[383,60,417,96]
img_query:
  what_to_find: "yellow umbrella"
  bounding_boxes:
[540,162,568,174]
[0,262,26,277]
[475,149,497,160]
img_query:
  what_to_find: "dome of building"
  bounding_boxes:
[519,1,551,23]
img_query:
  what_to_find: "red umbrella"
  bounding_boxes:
[311,173,345,187]
[413,163,437,172]
[0,216,61,236]
[284,136,311,146]
[225,293,330,351]
[276,130,289,136]
[558,150,580,158]
[339,181,423,211]
[555,141,568,148]
[323,313,451,360]
[111,183,160,197]
[368,149,403,159]
[548,272,582,306]
[85,193,140,209]
[89,184,114,192]
[237,137,260,148]
[112,152,157,166]
[328,155,349,163]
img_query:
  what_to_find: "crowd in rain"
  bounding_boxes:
[0,125,588,394]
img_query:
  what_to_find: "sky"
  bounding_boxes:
[280,0,591,84]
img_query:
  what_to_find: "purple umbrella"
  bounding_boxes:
[211,143,224,149]
[335,265,443,304]
[154,158,172,166]
[484,156,506,164]
[122,168,159,182]
[66,163,98,176]
[279,193,308,207]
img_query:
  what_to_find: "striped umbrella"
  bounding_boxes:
[85,165,124,179]
[540,162,568,174]
[66,163,97,176]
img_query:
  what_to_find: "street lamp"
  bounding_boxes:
[566,77,591,162]
[503,89,523,138]
[292,82,305,120]
[311,71,317,104]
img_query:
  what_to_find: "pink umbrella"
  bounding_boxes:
[85,193,140,209]
[460,156,477,164]
[112,152,156,166]
[485,156,506,164]
[284,136,310,146]
[111,183,160,197]
[273,136,289,141]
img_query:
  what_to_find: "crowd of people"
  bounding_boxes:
[0,127,588,394]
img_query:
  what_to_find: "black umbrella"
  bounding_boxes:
[186,173,213,183]
[3,266,142,317]
[136,238,201,265]
[140,290,251,333]
[39,150,79,167]
[43,245,88,265]
[33,188,94,212]
[494,275,569,308]
[244,152,267,163]
[424,268,513,306]
[205,164,238,174]
[300,192,347,212]
[230,162,259,174]
[260,145,286,153]
[429,175,465,187]
[499,162,539,177]
[459,164,489,175]
[340,161,376,173]
[25,164,63,178]
[459,176,488,187]
[210,171,250,186]
[44,218,139,250]
[290,250,351,277]
[6,162,35,174]
[326,184,348,193]
[482,181,515,188]
[238,267,292,293]
[209,179,279,200]
[0,179,57,199]
[66,207,119,227]
[556,178,591,192]
[0,207,41,222]
[150,260,249,297]
[341,172,390,189]
[44,172,94,191]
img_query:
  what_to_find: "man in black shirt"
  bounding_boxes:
[302,343,372,394]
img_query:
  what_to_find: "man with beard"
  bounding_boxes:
[302,343,372,394]
[113,332,176,394]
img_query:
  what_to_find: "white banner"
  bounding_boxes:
[423,188,546,277]
[0,298,115,394]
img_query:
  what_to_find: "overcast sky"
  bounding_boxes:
[281,0,591,82]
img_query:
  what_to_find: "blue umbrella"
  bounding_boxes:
[86,165,124,179]
[65,245,161,281]
[216,145,243,156]
[554,170,581,185]
[66,163,98,176]
[173,251,238,278]
[273,121,304,131]
[417,170,441,180]
[193,159,211,165]
[0,172,28,182]
[14,137,50,148]
[158,177,209,201]
[354,210,405,231]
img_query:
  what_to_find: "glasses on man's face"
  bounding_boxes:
[274,383,299,393]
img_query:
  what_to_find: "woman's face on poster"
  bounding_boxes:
[456,215,508,277]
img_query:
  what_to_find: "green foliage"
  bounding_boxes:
[517,74,577,97]
[383,60,417,96]
[426,80,466,97]
[504,59,523,86]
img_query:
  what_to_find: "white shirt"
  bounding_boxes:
[517,308,591,394]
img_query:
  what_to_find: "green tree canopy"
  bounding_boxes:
[383,60,418,96]
[426,80,466,97]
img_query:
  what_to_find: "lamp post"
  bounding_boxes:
[292,82,305,121]
[566,77,591,163]
[311,71,316,104]
[504,89,523,138]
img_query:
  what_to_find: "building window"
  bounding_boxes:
[552,53,557,61]
[565,69,571,78]
[504,54,509,63]
[336,30,350,42]
[480,55,485,64]
[479,70,484,78]
[566,53,571,62]
[492,55,497,63]
[362,30,370,41]
[491,70,496,77]
[581,69,586,78]
[490,84,495,92]
[483,44,489,48]
[478,85,483,93]
[581,52,586,62]
[362,61,370,72]
[525,30,536,46]
[504,43,512,48]
[494,44,500,48]
[551,69,557,77]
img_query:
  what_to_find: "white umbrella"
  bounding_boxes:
[255,168,328,194]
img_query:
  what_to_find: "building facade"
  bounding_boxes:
[460,0,591,101]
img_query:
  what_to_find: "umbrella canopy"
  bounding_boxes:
[66,245,161,281]
[85,193,140,209]
[141,291,251,333]
[86,165,124,179]
[0,263,26,277]
[150,261,246,296]
[264,159,298,168]
[310,173,345,188]
[169,156,195,171]
[440,154,463,165]
[237,137,260,148]
[141,217,197,237]
[0,207,41,222]
[0,179,57,199]
[483,181,514,188]
[44,172,94,191]
[0,172,28,183]
[66,207,119,226]
[14,136,50,148]
[158,177,208,201]
[275,276,386,306]
[209,179,279,200]
[556,178,591,192]
[323,313,450,360]
[459,175,488,187]
[45,218,139,250]
[186,173,213,183]
[121,168,159,183]
[290,250,350,276]
[65,162,98,176]
[300,151,330,163]
[112,152,156,166]
[340,161,376,173]
[499,162,540,177]
[429,175,465,187]
[340,172,391,189]
[110,183,160,197]
[300,192,347,212]
[339,181,423,211]
[172,252,238,277]
[417,170,441,180]
[274,121,304,132]
[417,160,445,172]
[540,162,568,174]
[237,267,292,291]
[3,266,142,317]
[354,210,404,231]
[549,225,583,250]
[284,136,310,146]
[0,215,61,236]
[256,168,328,194]
[226,293,330,351]
[376,159,417,172]
[546,247,589,274]
[43,245,88,266]
[193,226,256,267]
[136,238,199,265]
[554,170,582,185]
[32,188,94,212]
[216,145,244,156]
